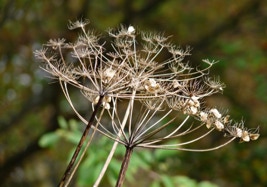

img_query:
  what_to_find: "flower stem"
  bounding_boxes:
[58,95,104,187]
[116,146,134,187]
[94,93,136,187]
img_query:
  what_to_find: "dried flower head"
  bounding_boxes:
[35,20,259,153]
[35,20,261,187]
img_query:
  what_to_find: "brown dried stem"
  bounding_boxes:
[58,95,104,187]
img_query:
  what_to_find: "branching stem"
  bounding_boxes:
[58,95,104,187]
[115,146,134,187]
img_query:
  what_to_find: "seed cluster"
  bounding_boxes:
[35,20,259,151]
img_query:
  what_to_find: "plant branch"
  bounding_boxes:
[93,92,136,187]
[115,146,134,187]
[58,95,104,187]
[64,107,106,187]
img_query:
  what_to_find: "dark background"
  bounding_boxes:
[0,0,266,186]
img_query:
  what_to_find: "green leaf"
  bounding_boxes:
[69,119,81,131]
[173,175,197,187]
[77,161,102,186]
[107,170,118,187]
[58,116,68,129]
[64,130,82,144]
[161,174,175,187]
[38,132,60,147]
[151,181,161,187]
[56,128,82,145]
[136,148,153,166]
[131,154,149,170]
[155,149,178,161]
[198,181,219,187]
[109,159,122,177]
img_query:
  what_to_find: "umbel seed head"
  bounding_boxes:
[34,20,259,151]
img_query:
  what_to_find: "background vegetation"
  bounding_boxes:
[0,0,266,186]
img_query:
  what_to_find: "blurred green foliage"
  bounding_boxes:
[1,0,266,186]
[39,117,219,187]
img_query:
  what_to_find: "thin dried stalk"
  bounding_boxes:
[58,96,104,187]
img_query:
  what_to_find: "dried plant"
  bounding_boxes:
[34,20,260,187]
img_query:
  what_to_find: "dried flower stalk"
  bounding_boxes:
[34,20,260,187]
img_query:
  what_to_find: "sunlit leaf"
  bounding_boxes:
[199,181,219,187]
[173,175,197,187]
[155,148,179,161]
[58,116,68,129]
[38,132,60,147]
[151,181,161,187]
[161,174,175,187]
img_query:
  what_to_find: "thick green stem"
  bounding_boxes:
[116,147,134,187]
[58,95,104,187]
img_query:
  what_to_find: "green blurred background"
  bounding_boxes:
[0,0,266,186]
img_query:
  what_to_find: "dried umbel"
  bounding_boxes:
[34,20,259,187]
